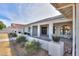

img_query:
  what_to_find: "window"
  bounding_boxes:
[60,25,70,35]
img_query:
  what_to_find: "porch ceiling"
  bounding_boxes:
[51,3,75,19]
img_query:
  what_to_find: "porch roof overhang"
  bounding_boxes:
[51,3,75,19]
[25,3,74,27]
[25,15,64,26]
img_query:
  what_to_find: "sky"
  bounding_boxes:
[0,3,61,26]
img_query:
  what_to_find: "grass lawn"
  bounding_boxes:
[0,33,8,39]
[0,33,12,56]
[0,41,12,56]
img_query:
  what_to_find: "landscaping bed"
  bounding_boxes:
[10,36,48,56]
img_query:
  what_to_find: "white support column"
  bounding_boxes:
[49,23,53,40]
[30,26,33,36]
[76,4,79,56]
[37,24,40,37]
[72,4,76,56]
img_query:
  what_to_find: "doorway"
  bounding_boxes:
[41,27,47,35]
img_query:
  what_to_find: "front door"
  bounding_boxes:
[41,27,47,35]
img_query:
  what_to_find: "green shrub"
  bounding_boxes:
[25,40,41,54]
[52,36,60,42]
[24,32,30,36]
[9,33,17,37]
[16,36,27,43]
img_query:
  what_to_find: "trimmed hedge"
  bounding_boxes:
[24,32,30,35]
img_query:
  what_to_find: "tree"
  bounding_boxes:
[0,21,6,30]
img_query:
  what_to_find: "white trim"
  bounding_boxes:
[25,18,72,26]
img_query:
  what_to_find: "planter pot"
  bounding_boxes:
[52,36,60,42]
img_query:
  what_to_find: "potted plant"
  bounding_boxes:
[52,36,60,42]
[18,31,21,34]
[24,32,27,35]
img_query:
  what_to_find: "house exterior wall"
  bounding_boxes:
[24,25,31,33]
[11,28,24,35]
[25,18,72,40]
[0,27,23,34]
[24,26,28,32]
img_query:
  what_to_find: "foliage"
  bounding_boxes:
[16,36,27,43]
[0,21,6,30]
[9,33,17,37]
[18,32,21,34]
[52,36,60,42]
[24,32,27,35]
[24,32,30,35]
[25,40,41,54]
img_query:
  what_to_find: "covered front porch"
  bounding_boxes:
[28,21,72,55]
[53,21,72,39]
[30,21,72,41]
